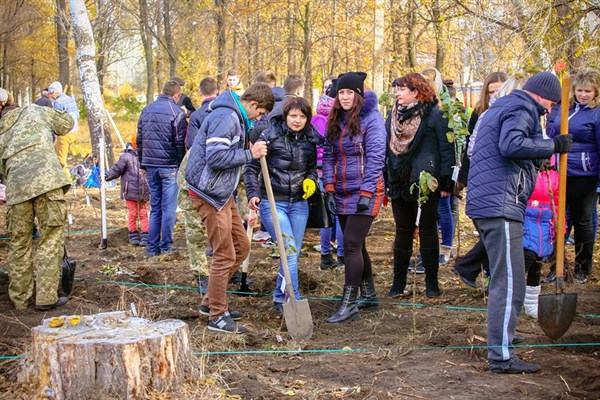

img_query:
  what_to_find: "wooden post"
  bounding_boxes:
[20,311,194,400]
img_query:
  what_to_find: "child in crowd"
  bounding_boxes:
[106,135,150,246]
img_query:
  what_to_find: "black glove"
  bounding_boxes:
[553,134,573,153]
[356,195,371,212]
[325,192,337,215]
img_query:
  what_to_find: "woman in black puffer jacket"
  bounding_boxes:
[244,97,322,312]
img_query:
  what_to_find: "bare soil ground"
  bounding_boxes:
[1,186,599,399]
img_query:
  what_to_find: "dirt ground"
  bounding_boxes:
[1,186,600,399]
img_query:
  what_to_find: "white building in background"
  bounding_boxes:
[105,37,146,95]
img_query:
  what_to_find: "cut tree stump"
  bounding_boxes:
[20,311,194,400]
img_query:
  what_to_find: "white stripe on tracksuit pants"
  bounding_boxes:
[474,217,526,361]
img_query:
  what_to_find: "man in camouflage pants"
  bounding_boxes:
[0,105,74,311]
[177,152,209,294]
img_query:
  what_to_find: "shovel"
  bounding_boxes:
[538,75,578,340]
[238,209,255,295]
[260,157,314,342]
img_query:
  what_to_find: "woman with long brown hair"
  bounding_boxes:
[386,73,455,298]
[322,72,386,323]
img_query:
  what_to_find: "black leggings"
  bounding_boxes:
[391,196,440,266]
[338,214,375,286]
[566,176,598,276]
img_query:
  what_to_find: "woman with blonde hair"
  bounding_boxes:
[547,67,600,284]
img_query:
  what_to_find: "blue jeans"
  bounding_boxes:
[438,195,454,246]
[259,199,309,303]
[320,216,344,256]
[146,167,178,255]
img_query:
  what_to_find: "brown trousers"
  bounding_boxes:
[191,195,249,319]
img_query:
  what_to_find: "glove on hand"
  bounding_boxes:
[356,195,371,212]
[302,178,316,200]
[553,134,573,153]
[325,192,337,215]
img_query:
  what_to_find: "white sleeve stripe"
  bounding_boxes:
[207,137,232,146]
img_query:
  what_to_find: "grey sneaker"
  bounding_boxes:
[199,305,243,320]
[207,312,248,334]
[489,355,540,374]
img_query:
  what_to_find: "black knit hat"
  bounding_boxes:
[326,79,337,97]
[335,72,367,97]
[523,72,561,103]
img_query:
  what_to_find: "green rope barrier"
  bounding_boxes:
[3,342,598,361]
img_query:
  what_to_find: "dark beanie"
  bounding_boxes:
[523,72,561,103]
[335,72,367,97]
[326,78,338,98]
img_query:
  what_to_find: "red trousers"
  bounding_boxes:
[126,200,149,233]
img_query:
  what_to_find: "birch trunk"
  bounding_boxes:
[69,0,114,165]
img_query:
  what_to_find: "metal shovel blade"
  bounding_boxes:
[538,292,578,340]
[283,297,314,342]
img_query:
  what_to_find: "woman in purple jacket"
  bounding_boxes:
[547,68,600,284]
[323,72,386,323]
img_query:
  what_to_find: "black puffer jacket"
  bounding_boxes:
[245,118,321,202]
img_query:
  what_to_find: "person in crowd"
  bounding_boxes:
[323,72,386,323]
[546,67,600,284]
[0,88,7,111]
[226,69,245,96]
[0,90,19,118]
[456,72,507,194]
[265,74,305,123]
[35,88,54,108]
[386,73,455,299]
[453,75,527,288]
[245,97,320,313]
[0,104,74,311]
[47,81,80,169]
[178,77,220,296]
[137,80,187,257]
[185,83,273,334]
[312,79,345,270]
[172,77,196,117]
[105,135,150,247]
[467,71,572,374]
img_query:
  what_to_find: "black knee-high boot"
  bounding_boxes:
[327,285,360,323]
[421,248,442,298]
[388,248,411,297]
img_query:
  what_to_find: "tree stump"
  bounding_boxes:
[20,311,194,400]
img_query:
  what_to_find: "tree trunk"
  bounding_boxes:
[287,0,296,74]
[56,0,71,92]
[69,0,114,165]
[163,0,176,77]
[215,0,227,87]
[432,0,445,72]
[21,311,194,400]
[329,0,337,76]
[301,2,312,106]
[372,0,385,96]
[139,0,154,105]
[406,4,417,69]
[554,0,583,70]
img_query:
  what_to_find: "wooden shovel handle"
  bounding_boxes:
[241,209,255,273]
[259,157,295,300]
[555,75,570,281]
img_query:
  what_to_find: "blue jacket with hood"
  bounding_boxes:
[466,90,556,222]
[185,91,254,211]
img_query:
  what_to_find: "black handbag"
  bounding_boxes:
[59,247,77,296]
[306,187,332,229]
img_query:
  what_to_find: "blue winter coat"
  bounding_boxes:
[244,118,320,202]
[547,101,600,179]
[322,91,387,216]
[186,97,216,150]
[137,95,187,168]
[466,90,556,222]
[185,91,254,211]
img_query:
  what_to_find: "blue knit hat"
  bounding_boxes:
[523,72,561,103]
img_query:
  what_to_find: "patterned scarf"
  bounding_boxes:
[389,101,427,156]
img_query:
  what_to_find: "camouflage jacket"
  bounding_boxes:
[0,105,74,205]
